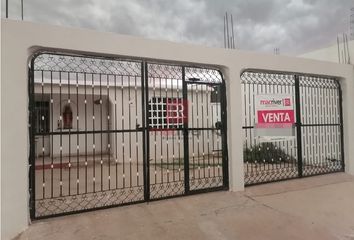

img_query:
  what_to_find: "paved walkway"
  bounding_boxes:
[16,173,354,240]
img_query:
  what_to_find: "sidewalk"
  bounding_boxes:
[16,173,354,240]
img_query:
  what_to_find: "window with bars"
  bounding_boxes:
[148,97,185,129]
[211,85,221,103]
[34,101,50,133]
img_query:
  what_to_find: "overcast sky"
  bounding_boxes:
[3,0,354,55]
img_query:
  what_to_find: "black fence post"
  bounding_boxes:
[6,0,8,18]
[338,83,345,171]
[294,75,303,178]
[143,62,150,201]
[219,73,229,189]
[29,58,36,219]
[182,67,190,193]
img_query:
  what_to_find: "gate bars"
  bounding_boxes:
[29,52,228,219]
[241,71,344,186]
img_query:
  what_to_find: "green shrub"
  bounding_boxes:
[243,143,294,164]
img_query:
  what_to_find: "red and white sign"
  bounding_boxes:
[255,94,295,128]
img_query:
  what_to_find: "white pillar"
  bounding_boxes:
[224,67,244,191]
[341,67,354,175]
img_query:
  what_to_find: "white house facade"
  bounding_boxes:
[2,19,354,240]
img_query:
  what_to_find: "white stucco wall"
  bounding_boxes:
[1,19,354,240]
[34,86,110,157]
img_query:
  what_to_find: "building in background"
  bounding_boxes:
[299,39,354,65]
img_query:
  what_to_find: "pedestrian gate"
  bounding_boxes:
[241,71,344,185]
[29,52,228,219]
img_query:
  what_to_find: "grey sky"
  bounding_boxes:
[3,0,354,55]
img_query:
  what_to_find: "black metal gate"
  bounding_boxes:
[242,70,344,185]
[29,52,228,219]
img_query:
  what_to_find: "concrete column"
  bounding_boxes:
[224,67,244,192]
[341,66,354,175]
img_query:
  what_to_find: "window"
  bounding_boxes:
[211,85,221,103]
[34,101,50,133]
[148,97,185,129]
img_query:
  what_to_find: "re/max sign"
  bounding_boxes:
[255,94,295,128]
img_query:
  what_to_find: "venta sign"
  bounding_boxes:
[255,94,295,142]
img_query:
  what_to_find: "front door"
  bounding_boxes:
[185,72,228,192]
[146,64,228,200]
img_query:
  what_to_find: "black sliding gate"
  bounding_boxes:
[29,52,228,219]
[242,71,344,186]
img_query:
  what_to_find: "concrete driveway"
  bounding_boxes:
[16,173,354,240]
